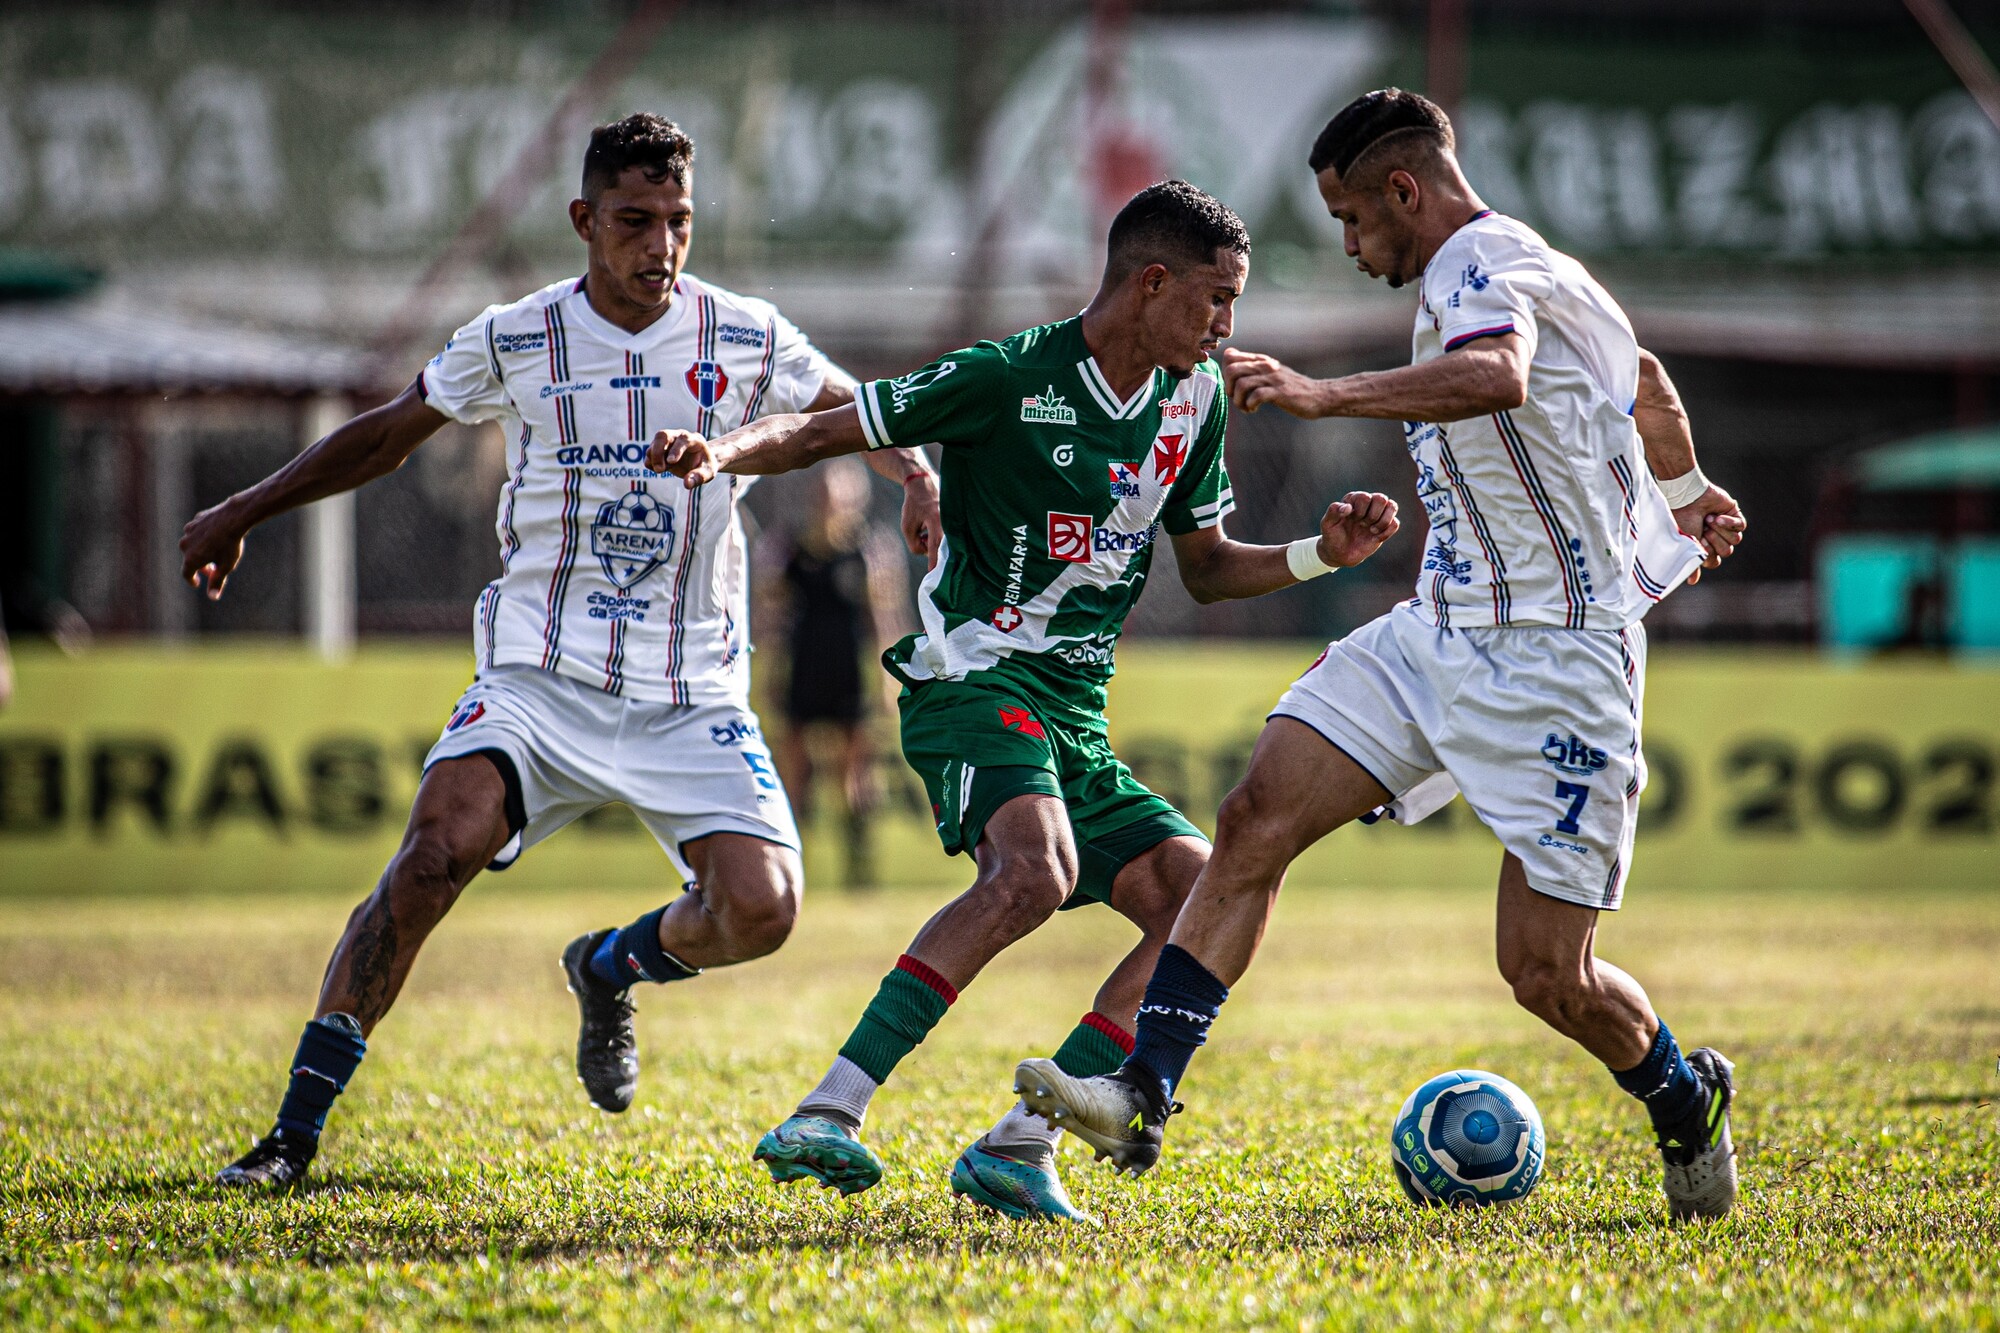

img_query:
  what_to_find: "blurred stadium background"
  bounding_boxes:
[0,0,1996,895]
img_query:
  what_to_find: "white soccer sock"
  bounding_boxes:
[797,1055,878,1129]
[985,1098,1062,1153]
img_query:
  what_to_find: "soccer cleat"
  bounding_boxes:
[1013,1058,1176,1176]
[949,1137,1094,1223]
[561,930,638,1113]
[753,1114,885,1196]
[216,1127,316,1190]
[1660,1047,1738,1222]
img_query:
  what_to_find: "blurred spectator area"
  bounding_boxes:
[3,0,1999,648]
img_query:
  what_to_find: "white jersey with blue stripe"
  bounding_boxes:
[419,274,832,704]
[1406,213,1704,631]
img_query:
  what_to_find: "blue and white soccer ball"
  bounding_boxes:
[1390,1069,1545,1207]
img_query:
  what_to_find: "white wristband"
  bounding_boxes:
[1286,536,1336,582]
[1656,465,1710,508]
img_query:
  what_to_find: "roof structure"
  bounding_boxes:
[0,298,374,396]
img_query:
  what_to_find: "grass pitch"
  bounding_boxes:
[1,880,1995,1330]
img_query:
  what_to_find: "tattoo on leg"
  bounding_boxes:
[345,896,401,1028]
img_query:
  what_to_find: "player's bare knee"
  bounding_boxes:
[978,851,1073,929]
[383,834,466,925]
[714,876,799,960]
[1507,956,1590,1026]
[1214,782,1296,871]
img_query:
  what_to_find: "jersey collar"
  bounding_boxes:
[1075,355,1156,420]
[564,274,696,351]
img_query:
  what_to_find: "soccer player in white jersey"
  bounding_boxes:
[179,114,941,1190]
[1013,90,1751,1223]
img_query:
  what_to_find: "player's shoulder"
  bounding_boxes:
[987,317,1085,371]
[1436,211,1557,274]
[482,277,585,328]
[673,271,793,331]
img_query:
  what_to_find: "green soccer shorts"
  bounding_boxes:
[895,676,1206,907]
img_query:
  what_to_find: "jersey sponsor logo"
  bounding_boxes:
[1052,633,1116,668]
[885,361,957,415]
[1047,512,1093,562]
[1541,732,1609,776]
[1537,832,1590,855]
[1159,399,1198,421]
[1152,433,1187,485]
[539,380,593,398]
[718,323,767,349]
[590,490,675,589]
[709,717,762,746]
[1004,524,1029,605]
[494,331,548,353]
[684,360,730,408]
[586,590,650,622]
[998,706,1046,740]
[609,375,662,389]
[1448,263,1491,310]
[1093,522,1159,554]
[444,701,485,731]
[1108,462,1142,499]
[1020,386,1077,425]
[556,443,650,467]
[991,605,1024,632]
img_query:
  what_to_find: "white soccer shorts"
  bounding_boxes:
[422,663,800,879]
[1272,602,1647,910]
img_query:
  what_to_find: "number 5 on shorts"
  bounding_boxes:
[1554,781,1590,835]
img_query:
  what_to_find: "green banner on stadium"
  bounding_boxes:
[0,644,1992,895]
[1,10,1994,274]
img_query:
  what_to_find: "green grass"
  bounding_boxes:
[1,882,1995,1330]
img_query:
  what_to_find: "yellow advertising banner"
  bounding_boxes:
[0,644,1994,894]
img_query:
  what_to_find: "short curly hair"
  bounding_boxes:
[1105,179,1251,280]
[582,113,695,200]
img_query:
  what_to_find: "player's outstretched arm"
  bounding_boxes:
[179,379,447,601]
[1171,492,1400,604]
[647,404,874,487]
[1221,335,1530,423]
[798,372,943,567]
[1635,348,1744,574]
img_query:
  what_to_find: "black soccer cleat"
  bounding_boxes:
[1660,1046,1738,1222]
[216,1127,316,1191]
[1013,1058,1179,1176]
[562,929,639,1113]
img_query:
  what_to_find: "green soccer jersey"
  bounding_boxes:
[856,316,1234,712]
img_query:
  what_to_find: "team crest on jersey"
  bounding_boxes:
[684,360,730,409]
[445,701,485,731]
[591,490,676,589]
[1020,386,1077,425]
[1152,433,1187,485]
[1108,462,1142,499]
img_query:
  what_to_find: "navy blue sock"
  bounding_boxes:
[589,904,701,988]
[1126,944,1230,1102]
[273,1013,367,1142]
[1610,1021,1704,1138]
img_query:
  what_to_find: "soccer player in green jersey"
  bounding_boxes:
[651,181,1400,1220]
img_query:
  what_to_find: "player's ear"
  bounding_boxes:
[1138,262,1170,296]
[568,197,594,243]
[1387,169,1420,213]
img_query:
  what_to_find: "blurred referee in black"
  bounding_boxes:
[766,456,907,886]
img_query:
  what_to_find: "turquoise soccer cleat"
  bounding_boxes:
[753,1114,884,1196]
[949,1137,1094,1223]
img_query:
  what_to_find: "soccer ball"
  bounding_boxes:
[1390,1069,1545,1207]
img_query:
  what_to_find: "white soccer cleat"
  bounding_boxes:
[1661,1047,1738,1222]
[1012,1057,1174,1176]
